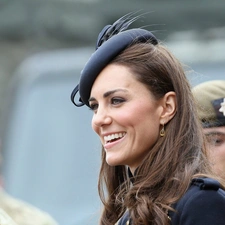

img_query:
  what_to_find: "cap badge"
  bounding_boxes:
[219,98,225,116]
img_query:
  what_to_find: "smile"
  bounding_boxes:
[104,132,126,144]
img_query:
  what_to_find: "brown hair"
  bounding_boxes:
[97,42,219,225]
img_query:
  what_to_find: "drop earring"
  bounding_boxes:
[160,124,165,137]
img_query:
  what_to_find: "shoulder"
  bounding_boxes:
[0,189,58,225]
[180,178,225,206]
[170,178,225,225]
[182,178,225,212]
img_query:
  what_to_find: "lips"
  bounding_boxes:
[104,132,126,144]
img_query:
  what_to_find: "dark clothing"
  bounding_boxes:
[118,178,225,225]
[169,178,225,225]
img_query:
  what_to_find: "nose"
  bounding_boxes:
[92,107,112,128]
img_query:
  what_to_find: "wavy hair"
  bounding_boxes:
[97,42,220,225]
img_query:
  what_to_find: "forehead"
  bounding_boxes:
[91,64,137,91]
[89,63,155,103]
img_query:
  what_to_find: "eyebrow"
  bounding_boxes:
[89,89,128,102]
[205,132,225,136]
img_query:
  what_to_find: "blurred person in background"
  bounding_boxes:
[0,144,59,225]
[0,207,18,224]
[192,80,225,179]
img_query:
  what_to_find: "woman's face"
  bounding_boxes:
[89,64,164,173]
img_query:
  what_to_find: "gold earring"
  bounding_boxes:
[160,124,165,137]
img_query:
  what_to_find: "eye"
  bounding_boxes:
[89,103,98,111]
[111,97,125,105]
[214,138,224,146]
[206,135,224,147]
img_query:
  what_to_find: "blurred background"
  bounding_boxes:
[0,0,224,225]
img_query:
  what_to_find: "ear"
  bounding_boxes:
[159,91,177,125]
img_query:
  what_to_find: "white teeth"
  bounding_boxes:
[104,132,126,143]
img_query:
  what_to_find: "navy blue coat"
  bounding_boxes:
[118,178,225,225]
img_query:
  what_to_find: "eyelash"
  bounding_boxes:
[89,97,126,111]
[111,97,125,105]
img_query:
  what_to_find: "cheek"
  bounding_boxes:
[91,118,98,134]
[216,147,225,157]
[209,147,223,162]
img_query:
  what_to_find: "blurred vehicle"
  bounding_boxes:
[0,47,101,225]
[0,44,224,225]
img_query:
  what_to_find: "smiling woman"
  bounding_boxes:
[70,13,225,225]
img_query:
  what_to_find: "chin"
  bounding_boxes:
[106,156,124,167]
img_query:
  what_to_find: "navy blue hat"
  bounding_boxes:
[71,13,158,107]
